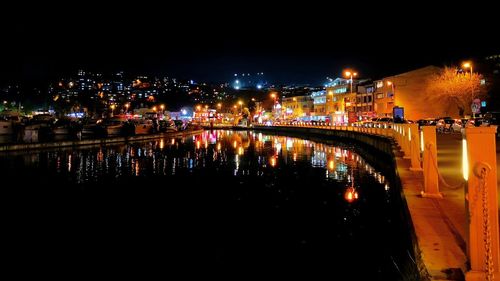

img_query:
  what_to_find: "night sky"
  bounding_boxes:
[2,3,499,86]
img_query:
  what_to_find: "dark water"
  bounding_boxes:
[1,130,418,280]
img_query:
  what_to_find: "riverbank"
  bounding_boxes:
[0,129,204,152]
[250,125,468,281]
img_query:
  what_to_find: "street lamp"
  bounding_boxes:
[124,103,130,113]
[344,70,358,93]
[270,93,277,118]
[387,81,395,98]
[160,104,165,111]
[217,103,222,110]
[463,62,473,76]
[463,61,475,117]
[110,104,116,116]
[328,90,334,125]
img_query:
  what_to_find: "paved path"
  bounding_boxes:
[436,133,500,244]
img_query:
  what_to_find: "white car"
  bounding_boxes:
[450,120,463,132]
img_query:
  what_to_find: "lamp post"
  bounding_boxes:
[344,70,358,125]
[270,93,277,119]
[196,105,201,124]
[328,91,334,125]
[387,81,395,98]
[238,100,243,112]
[292,97,297,120]
[463,61,475,118]
[344,70,358,93]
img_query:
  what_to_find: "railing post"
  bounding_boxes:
[464,126,500,281]
[421,126,442,198]
[402,124,411,158]
[395,124,401,145]
[409,123,422,171]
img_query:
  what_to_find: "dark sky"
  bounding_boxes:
[2,2,499,86]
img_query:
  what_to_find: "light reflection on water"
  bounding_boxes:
[1,130,390,192]
[1,130,415,279]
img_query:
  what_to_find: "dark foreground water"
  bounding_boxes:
[1,130,418,280]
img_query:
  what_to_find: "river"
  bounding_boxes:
[1,130,418,280]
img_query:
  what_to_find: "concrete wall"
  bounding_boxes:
[0,129,204,152]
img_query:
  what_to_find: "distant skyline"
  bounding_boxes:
[2,3,499,86]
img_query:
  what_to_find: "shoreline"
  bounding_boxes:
[0,129,204,152]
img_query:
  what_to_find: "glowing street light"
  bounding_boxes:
[238,100,243,111]
[344,70,358,93]
[463,61,472,75]
[160,104,165,111]
[196,105,201,111]
[462,61,475,117]
[387,80,395,98]
[217,103,222,109]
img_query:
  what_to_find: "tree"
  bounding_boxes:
[426,66,486,116]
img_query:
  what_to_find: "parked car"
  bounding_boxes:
[482,112,500,136]
[436,118,455,133]
[376,117,393,128]
[450,119,463,132]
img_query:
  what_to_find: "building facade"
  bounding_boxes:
[282,95,314,120]
[373,66,461,120]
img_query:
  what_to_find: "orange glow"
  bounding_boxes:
[196,140,201,149]
[270,93,276,98]
[171,138,175,145]
[233,140,238,148]
[196,105,201,111]
[463,62,471,69]
[328,159,335,171]
[270,156,277,167]
[344,70,358,78]
[344,187,359,203]
[386,81,392,86]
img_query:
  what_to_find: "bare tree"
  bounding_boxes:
[427,66,486,116]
